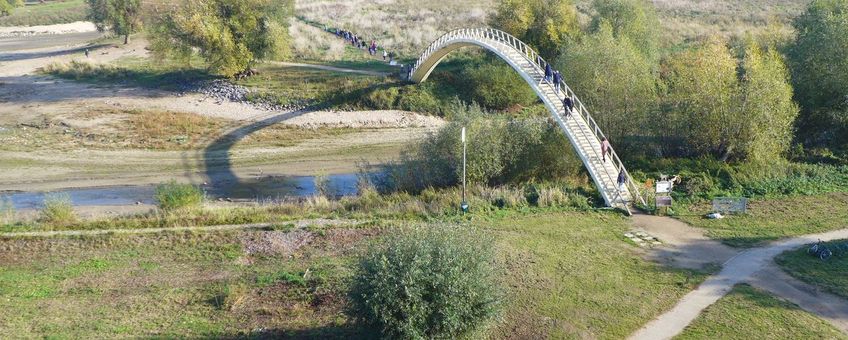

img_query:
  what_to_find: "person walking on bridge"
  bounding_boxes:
[601,137,611,162]
[617,169,627,191]
[544,63,553,83]
[563,95,574,118]
[553,70,562,93]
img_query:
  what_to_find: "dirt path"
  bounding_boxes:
[629,215,848,340]
[750,263,848,332]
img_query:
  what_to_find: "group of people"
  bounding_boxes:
[538,57,626,191]
[333,28,393,62]
[539,59,576,119]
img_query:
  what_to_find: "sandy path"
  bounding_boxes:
[629,225,848,340]
[750,263,848,332]
[0,21,97,37]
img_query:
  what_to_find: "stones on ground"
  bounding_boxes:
[625,230,663,247]
[177,79,307,113]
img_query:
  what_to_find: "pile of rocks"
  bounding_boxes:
[178,79,308,112]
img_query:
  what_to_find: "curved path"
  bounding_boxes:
[408,28,645,213]
[629,215,848,339]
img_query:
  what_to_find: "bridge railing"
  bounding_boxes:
[409,27,647,209]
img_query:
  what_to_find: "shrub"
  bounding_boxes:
[314,172,330,198]
[397,86,441,114]
[463,61,538,111]
[348,226,501,339]
[378,99,584,193]
[40,193,76,225]
[0,196,15,225]
[155,180,204,210]
[365,87,400,109]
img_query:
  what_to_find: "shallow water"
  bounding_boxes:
[1,173,360,210]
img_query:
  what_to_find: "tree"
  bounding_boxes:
[788,0,848,148]
[86,0,142,45]
[463,61,538,111]
[662,37,742,159]
[558,22,658,153]
[0,0,24,16]
[738,43,800,163]
[149,0,291,77]
[590,0,662,62]
[490,0,580,60]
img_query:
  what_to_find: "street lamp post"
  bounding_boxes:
[461,127,468,213]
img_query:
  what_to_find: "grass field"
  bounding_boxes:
[675,192,848,247]
[0,0,88,27]
[294,0,810,58]
[776,241,848,299]
[0,210,711,338]
[676,284,846,339]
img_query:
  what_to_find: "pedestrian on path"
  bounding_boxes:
[601,137,611,162]
[553,70,562,93]
[563,95,573,118]
[617,169,627,191]
[383,50,388,61]
[545,63,552,83]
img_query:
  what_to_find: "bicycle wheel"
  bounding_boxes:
[809,244,820,255]
[820,248,833,261]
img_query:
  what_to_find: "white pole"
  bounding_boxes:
[461,127,467,211]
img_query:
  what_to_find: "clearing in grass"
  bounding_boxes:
[676,284,846,339]
[776,241,848,299]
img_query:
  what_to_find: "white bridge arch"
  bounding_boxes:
[408,28,646,214]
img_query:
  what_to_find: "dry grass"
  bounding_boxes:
[293,0,808,57]
[295,0,493,57]
[289,18,348,61]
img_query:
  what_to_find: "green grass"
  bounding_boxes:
[0,210,706,338]
[41,57,213,91]
[237,62,389,108]
[676,284,846,339]
[0,230,356,338]
[483,210,708,339]
[675,192,848,247]
[0,0,87,26]
[776,241,848,299]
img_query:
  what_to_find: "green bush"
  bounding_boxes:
[348,226,501,339]
[155,180,204,210]
[40,193,77,225]
[0,196,14,225]
[365,87,400,109]
[397,85,441,114]
[379,99,584,193]
[463,62,538,110]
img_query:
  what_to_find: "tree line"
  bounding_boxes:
[492,0,848,164]
[85,0,292,77]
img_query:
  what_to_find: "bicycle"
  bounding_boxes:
[808,240,833,261]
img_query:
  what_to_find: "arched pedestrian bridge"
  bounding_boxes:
[408,28,646,214]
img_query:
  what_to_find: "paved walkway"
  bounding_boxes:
[629,214,848,340]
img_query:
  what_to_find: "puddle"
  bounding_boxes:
[1,173,360,211]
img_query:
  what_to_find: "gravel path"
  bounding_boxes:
[628,219,848,340]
